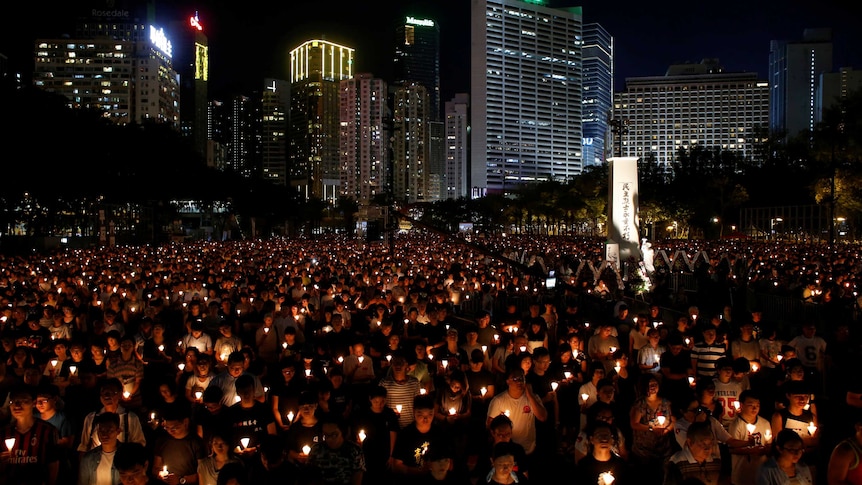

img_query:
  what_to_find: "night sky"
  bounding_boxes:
[3,0,860,100]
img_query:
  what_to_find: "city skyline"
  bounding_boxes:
[2,0,860,101]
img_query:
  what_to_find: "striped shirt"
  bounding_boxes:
[691,343,726,378]
[379,375,421,429]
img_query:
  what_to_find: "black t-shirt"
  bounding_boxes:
[392,424,453,470]
[224,401,275,450]
[351,407,400,470]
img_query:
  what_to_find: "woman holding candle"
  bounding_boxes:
[757,429,813,485]
[271,359,307,433]
[629,374,675,483]
[770,380,819,474]
[197,432,242,485]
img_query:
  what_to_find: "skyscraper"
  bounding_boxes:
[392,83,432,203]
[581,23,613,168]
[289,39,354,201]
[172,12,209,159]
[340,73,389,204]
[261,78,290,185]
[444,93,470,200]
[769,29,833,140]
[393,16,442,121]
[470,0,583,197]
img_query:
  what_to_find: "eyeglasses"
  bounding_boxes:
[782,446,804,454]
[35,399,50,405]
[10,399,32,406]
[510,376,525,383]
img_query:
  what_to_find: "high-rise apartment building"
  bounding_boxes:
[470,0,583,197]
[33,6,180,129]
[444,93,470,200]
[613,59,769,169]
[227,94,259,178]
[393,83,432,203]
[289,39,354,201]
[339,73,389,204]
[261,78,290,185]
[393,16,442,121]
[581,23,613,168]
[769,29,833,140]
[172,12,209,159]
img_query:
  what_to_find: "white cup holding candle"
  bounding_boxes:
[358,429,367,443]
[551,381,559,391]
[395,404,402,414]
[582,393,590,402]
[4,438,15,451]
[302,444,312,455]
[656,415,666,427]
[240,437,250,449]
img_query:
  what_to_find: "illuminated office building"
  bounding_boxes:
[289,39,354,201]
[769,29,833,140]
[613,59,769,170]
[172,12,209,159]
[581,23,613,167]
[394,16,441,121]
[262,78,290,185]
[470,0,583,197]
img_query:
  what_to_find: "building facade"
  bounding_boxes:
[817,67,862,124]
[444,93,470,200]
[172,12,209,159]
[289,39,354,201]
[392,83,432,203]
[33,7,180,129]
[339,73,389,204]
[581,23,613,168]
[613,59,769,170]
[393,16,441,121]
[769,29,833,140]
[261,78,290,185]
[470,0,583,197]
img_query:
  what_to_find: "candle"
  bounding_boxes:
[4,438,14,450]
[551,381,559,391]
[337,356,344,364]
[195,391,203,400]
[441,360,448,370]
[51,359,58,368]
[150,412,156,421]
[777,355,784,362]
[581,393,589,402]
[282,342,288,349]
[263,327,270,334]
[688,376,695,385]
[358,429,367,443]
[234,395,241,403]
[481,387,487,396]
[395,404,403,414]
[751,363,759,372]
[807,422,817,435]
[386,355,392,362]
[178,363,185,371]
[764,429,772,442]
[123,391,131,399]
[685,338,691,346]
[302,445,311,455]
[159,465,169,478]
[519,345,527,352]
[481,345,488,354]
[614,363,621,373]
[240,437,250,449]
[746,423,756,435]
[69,365,77,375]
[158,344,165,352]
[733,401,741,411]
[358,356,364,364]
[287,411,295,422]
[564,371,572,380]
[609,347,616,353]
[599,472,615,485]
[449,407,457,415]
[305,369,312,377]
[657,415,666,426]
[504,409,511,417]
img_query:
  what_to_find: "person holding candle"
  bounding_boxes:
[209,351,265,407]
[713,357,746,431]
[728,390,772,485]
[213,322,242,373]
[630,374,675,484]
[0,384,60,485]
[350,385,398,485]
[576,420,628,485]
[770,381,819,475]
[106,334,145,414]
[224,373,277,467]
[307,415,366,485]
[196,432,242,485]
[391,394,453,482]
[152,405,206,485]
[485,366,548,467]
[379,352,422,430]
[184,354,214,404]
[283,389,322,480]
[664,420,729,485]
[271,359,307,433]
[756,429,813,485]
[193,387,231,450]
[113,441,159,485]
[573,401,629,464]
[588,322,620,375]
[433,369,471,474]
[77,378,146,455]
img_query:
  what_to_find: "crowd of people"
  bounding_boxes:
[0,233,860,485]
